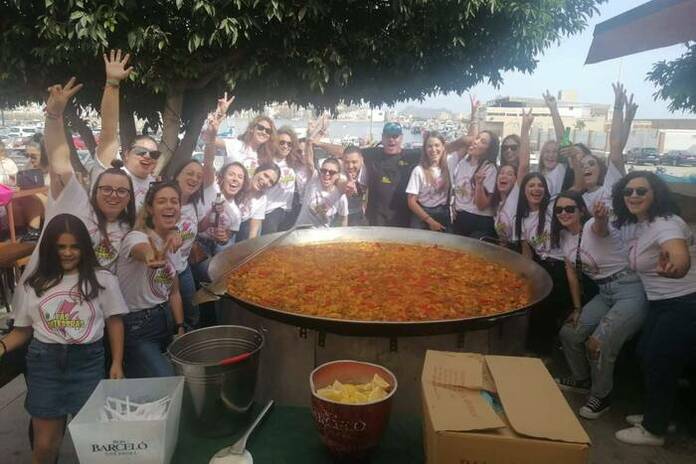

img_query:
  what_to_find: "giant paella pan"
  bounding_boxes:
[203,227,552,337]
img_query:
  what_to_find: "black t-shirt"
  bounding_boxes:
[362,146,420,227]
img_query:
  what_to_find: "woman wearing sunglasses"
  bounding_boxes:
[261,126,303,234]
[581,83,636,214]
[500,134,522,167]
[550,191,647,421]
[611,171,696,446]
[493,109,533,244]
[295,158,348,228]
[91,50,157,212]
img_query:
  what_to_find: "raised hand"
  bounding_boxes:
[215,92,235,119]
[542,90,557,109]
[103,49,133,82]
[202,113,221,143]
[624,91,638,123]
[469,93,480,117]
[593,200,609,222]
[46,77,83,116]
[611,82,625,108]
[521,108,534,129]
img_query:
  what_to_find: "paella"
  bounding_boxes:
[227,242,532,322]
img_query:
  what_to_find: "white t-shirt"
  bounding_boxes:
[87,158,153,213]
[265,158,296,212]
[495,183,519,242]
[0,157,18,184]
[12,271,128,344]
[452,157,496,216]
[295,167,312,201]
[224,138,258,176]
[171,202,199,273]
[198,184,241,240]
[544,163,567,200]
[117,231,178,310]
[49,174,130,272]
[621,216,696,300]
[520,206,563,260]
[560,219,629,280]
[239,194,268,223]
[405,165,448,208]
[295,177,349,228]
[583,161,623,214]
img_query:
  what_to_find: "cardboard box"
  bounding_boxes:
[421,351,590,464]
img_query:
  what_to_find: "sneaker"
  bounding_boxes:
[625,415,677,433]
[579,395,611,419]
[555,377,591,394]
[615,424,665,446]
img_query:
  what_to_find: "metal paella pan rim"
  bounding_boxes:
[209,227,553,337]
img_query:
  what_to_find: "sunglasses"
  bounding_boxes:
[255,124,272,135]
[320,168,338,177]
[502,144,519,151]
[554,205,577,215]
[131,146,162,160]
[278,140,292,148]
[97,186,131,198]
[623,187,650,197]
[584,159,598,167]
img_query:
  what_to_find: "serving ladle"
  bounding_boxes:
[209,400,274,464]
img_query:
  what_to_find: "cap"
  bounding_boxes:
[382,122,403,137]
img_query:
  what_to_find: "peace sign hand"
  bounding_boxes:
[521,108,534,129]
[46,77,83,116]
[656,250,679,278]
[103,49,133,82]
[593,200,609,222]
[146,236,168,269]
[469,93,480,116]
[542,90,557,109]
[215,92,235,120]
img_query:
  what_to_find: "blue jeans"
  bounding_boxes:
[178,265,198,330]
[261,207,287,235]
[123,305,174,378]
[559,271,648,398]
[638,292,696,435]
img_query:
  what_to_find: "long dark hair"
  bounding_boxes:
[25,133,48,170]
[237,162,281,205]
[91,163,136,245]
[550,190,591,249]
[470,130,499,190]
[612,171,680,228]
[276,126,303,170]
[420,131,450,193]
[25,214,104,301]
[515,173,551,240]
[218,161,249,203]
[500,134,521,165]
[491,163,516,209]
[171,159,204,206]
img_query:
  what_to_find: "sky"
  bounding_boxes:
[395,0,689,119]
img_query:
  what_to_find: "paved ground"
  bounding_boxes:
[1,361,695,463]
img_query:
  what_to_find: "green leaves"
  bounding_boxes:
[648,44,696,114]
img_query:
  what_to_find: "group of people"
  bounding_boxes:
[0,49,694,462]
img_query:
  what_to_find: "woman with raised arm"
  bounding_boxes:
[493,109,533,244]
[611,171,696,447]
[95,50,158,211]
[42,74,136,272]
[581,84,636,214]
[551,193,647,420]
[406,132,451,231]
[262,125,301,234]
[216,109,276,176]
[116,182,185,378]
[0,214,127,464]
[295,157,348,228]
[540,90,574,198]
[450,130,499,238]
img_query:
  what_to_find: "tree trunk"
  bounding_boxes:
[157,82,185,175]
[119,97,137,155]
[62,105,88,177]
[163,93,211,178]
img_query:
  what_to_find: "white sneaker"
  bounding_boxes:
[615,424,665,446]
[625,415,677,433]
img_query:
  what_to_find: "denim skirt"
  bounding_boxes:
[25,338,105,418]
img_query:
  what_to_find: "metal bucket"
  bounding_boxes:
[168,325,264,436]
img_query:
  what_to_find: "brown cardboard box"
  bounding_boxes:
[422,350,590,464]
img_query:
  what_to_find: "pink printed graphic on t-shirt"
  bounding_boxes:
[39,290,96,343]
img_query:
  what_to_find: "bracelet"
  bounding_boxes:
[106,79,120,88]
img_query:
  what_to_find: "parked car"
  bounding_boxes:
[627,147,660,166]
[661,150,696,167]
